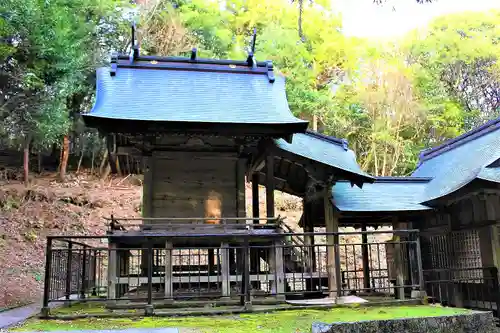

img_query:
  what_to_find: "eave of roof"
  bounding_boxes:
[274,131,374,186]
[332,177,432,212]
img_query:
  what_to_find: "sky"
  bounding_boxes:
[337,0,500,38]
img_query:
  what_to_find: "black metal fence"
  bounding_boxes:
[42,229,425,316]
[423,267,500,315]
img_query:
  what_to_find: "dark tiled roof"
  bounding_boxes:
[82,55,308,131]
[413,118,500,202]
[477,167,500,182]
[332,177,432,212]
[274,131,373,183]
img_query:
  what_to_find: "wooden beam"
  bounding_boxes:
[392,218,405,300]
[236,158,246,218]
[266,153,275,218]
[324,188,340,299]
[247,139,274,178]
[252,173,260,222]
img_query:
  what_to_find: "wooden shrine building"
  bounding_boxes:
[75,39,380,310]
[44,27,500,317]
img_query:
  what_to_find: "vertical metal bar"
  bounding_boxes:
[243,240,251,306]
[147,242,153,306]
[65,241,73,303]
[361,226,370,291]
[42,237,53,311]
[80,246,87,299]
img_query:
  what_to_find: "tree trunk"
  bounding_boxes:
[91,150,95,175]
[59,135,70,181]
[76,152,84,174]
[99,148,107,175]
[37,152,43,174]
[23,136,31,187]
[312,114,318,131]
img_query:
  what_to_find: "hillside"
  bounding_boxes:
[0,173,390,310]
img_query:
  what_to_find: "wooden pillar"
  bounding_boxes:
[236,158,246,219]
[479,225,500,274]
[107,241,117,304]
[392,219,405,300]
[251,173,261,288]
[265,154,274,218]
[361,223,370,292]
[164,240,173,299]
[141,156,154,276]
[274,239,285,299]
[269,240,285,300]
[252,173,260,222]
[324,188,341,299]
[303,200,317,291]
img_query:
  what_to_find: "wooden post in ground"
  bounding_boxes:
[392,218,405,300]
[164,240,173,300]
[303,200,317,292]
[274,238,285,300]
[251,173,261,289]
[107,241,117,305]
[324,188,341,299]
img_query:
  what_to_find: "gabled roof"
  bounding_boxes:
[82,53,308,138]
[274,131,374,185]
[412,117,500,202]
[332,177,432,212]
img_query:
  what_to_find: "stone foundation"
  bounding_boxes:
[312,310,497,333]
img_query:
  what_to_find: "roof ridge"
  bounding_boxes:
[305,130,349,150]
[419,117,500,163]
[374,176,433,183]
[336,176,432,183]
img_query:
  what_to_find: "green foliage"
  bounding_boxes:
[0,0,130,151]
[1,0,498,177]
[15,306,471,332]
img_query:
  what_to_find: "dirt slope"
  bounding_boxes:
[0,173,142,309]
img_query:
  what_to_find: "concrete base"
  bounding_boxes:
[312,310,496,333]
[411,290,427,299]
[144,305,154,316]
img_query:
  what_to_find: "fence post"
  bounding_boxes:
[491,267,500,319]
[414,233,426,297]
[41,237,53,318]
[65,241,73,306]
[243,238,251,309]
[145,241,154,316]
[80,246,87,299]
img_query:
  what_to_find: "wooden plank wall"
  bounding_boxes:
[420,191,500,279]
[147,152,243,220]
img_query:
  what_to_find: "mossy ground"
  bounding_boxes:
[13,305,471,333]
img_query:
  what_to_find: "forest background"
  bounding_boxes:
[0,0,499,179]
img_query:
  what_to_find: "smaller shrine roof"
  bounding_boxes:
[412,117,500,203]
[332,177,432,212]
[274,131,373,184]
